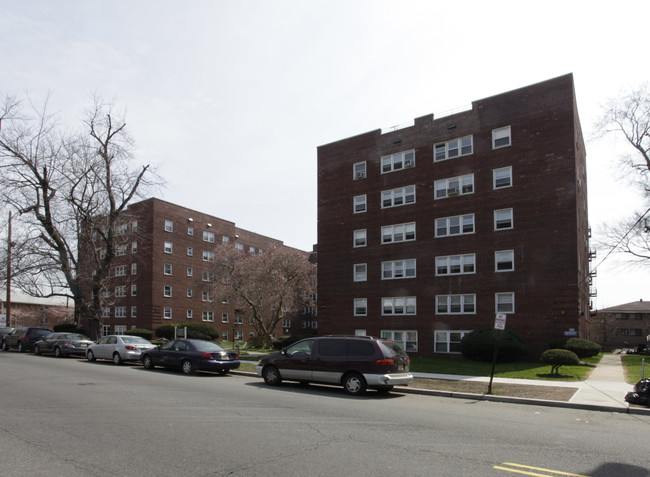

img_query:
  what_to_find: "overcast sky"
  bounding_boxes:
[1,0,648,309]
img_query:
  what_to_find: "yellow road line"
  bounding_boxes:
[494,462,589,477]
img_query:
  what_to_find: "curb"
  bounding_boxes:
[233,370,650,415]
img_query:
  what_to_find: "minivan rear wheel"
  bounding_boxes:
[343,372,367,395]
[262,365,282,386]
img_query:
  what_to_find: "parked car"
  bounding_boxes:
[86,335,156,365]
[141,339,240,375]
[256,335,413,395]
[1,327,53,352]
[0,326,14,341]
[34,333,94,357]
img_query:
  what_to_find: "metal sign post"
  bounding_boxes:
[487,314,507,395]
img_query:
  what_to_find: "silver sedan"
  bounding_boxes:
[86,335,156,365]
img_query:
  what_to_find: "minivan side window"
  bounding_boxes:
[287,339,314,356]
[347,340,376,357]
[318,339,346,356]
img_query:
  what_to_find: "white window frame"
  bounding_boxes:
[354,298,367,316]
[493,166,512,189]
[381,185,415,208]
[434,330,472,354]
[164,285,172,297]
[131,284,137,296]
[187,247,193,256]
[496,292,515,314]
[494,208,514,231]
[187,267,193,277]
[202,250,215,261]
[203,231,215,243]
[436,294,476,314]
[434,135,473,162]
[202,311,215,322]
[222,313,229,323]
[435,214,475,237]
[131,306,137,318]
[353,161,367,180]
[115,265,126,277]
[353,263,367,282]
[115,286,126,297]
[187,309,193,319]
[495,250,515,272]
[492,126,511,149]
[115,245,127,256]
[163,307,172,319]
[164,263,172,275]
[354,195,367,214]
[164,241,173,254]
[187,288,193,298]
[131,241,137,254]
[202,291,213,302]
[115,306,127,318]
[381,150,415,173]
[131,263,137,275]
[164,220,174,232]
[188,226,194,236]
[381,222,416,244]
[353,229,367,248]
[435,254,476,276]
[435,174,474,199]
[382,259,416,280]
[380,330,418,353]
[382,297,417,316]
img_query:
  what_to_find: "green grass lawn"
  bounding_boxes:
[410,354,601,381]
[621,355,650,384]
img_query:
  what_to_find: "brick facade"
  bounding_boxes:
[317,74,591,358]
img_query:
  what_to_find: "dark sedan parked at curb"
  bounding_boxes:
[86,335,156,365]
[141,339,240,375]
[34,333,94,357]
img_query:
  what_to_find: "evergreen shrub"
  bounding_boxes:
[460,328,528,362]
[563,338,601,359]
[540,349,580,375]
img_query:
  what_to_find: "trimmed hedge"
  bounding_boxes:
[53,323,85,333]
[540,349,580,375]
[563,338,600,359]
[154,323,220,341]
[125,328,154,340]
[460,328,528,362]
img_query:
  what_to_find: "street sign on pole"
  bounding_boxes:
[488,314,507,394]
[494,313,507,330]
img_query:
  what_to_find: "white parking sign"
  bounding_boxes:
[494,313,507,330]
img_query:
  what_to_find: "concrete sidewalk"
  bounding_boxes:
[410,353,649,414]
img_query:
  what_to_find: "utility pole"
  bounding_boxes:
[6,211,12,327]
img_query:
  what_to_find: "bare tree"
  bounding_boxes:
[595,84,650,263]
[204,244,316,347]
[0,94,159,338]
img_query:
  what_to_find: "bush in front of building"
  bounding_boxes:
[125,328,154,340]
[272,333,317,350]
[460,328,528,362]
[53,323,84,333]
[154,323,220,341]
[540,349,580,375]
[563,337,601,359]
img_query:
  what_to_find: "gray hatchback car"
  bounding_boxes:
[256,335,413,395]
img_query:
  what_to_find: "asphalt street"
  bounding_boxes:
[1,351,649,477]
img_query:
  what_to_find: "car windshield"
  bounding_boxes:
[121,336,151,344]
[191,341,225,352]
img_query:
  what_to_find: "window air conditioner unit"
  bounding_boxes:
[355,172,366,180]
[447,187,459,196]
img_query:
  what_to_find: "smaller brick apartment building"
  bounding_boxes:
[79,198,315,340]
[317,74,592,358]
[592,300,650,350]
[1,288,74,328]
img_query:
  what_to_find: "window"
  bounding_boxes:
[234,315,244,325]
[115,265,126,277]
[435,214,475,237]
[496,292,515,313]
[222,236,229,243]
[382,259,416,279]
[131,284,137,296]
[115,306,127,318]
[115,325,127,335]
[435,174,474,199]
[187,247,193,256]
[493,166,512,189]
[382,222,416,244]
[131,263,137,275]
[164,242,173,254]
[354,298,367,316]
[102,307,110,318]
[382,297,416,315]
[249,246,256,254]
[492,126,511,149]
[222,313,229,323]
[202,311,214,322]
[203,250,215,261]
[115,286,126,297]
[163,307,172,319]
[203,231,215,243]
[131,306,137,318]
[495,250,514,272]
[131,241,137,253]
[435,330,471,353]
[164,220,174,232]
[164,285,172,297]
[494,208,513,230]
[131,221,138,233]
[435,254,476,275]
[187,309,193,319]
[187,288,193,298]
[436,294,476,314]
[164,263,172,275]
[187,267,193,277]
[381,330,417,353]
[117,224,128,235]
[202,291,213,302]
[353,263,367,282]
[188,226,194,236]
[203,271,214,282]
[116,245,127,256]
[353,229,367,248]
[382,185,415,208]
[235,243,244,251]
[353,161,366,180]
[354,195,367,213]
[381,150,415,173]
[434,135,473,162]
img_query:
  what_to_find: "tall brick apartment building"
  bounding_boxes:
[79,198,315,340]
[316,74,592,357]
